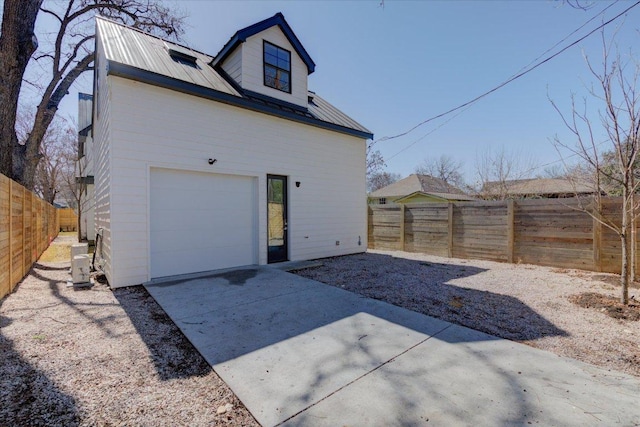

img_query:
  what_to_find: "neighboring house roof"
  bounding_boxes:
[211,12,315,74]
[96,17,371,139]
[394,191,476,203]
[483,178,597,197]
[369,174,472,200]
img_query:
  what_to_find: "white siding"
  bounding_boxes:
[80,183,95,242]
[103,77,366,288]
[93,35,113,283]
[240,26,308,107]
[221,45,243,85]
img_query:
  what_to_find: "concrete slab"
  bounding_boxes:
[145,267,640,427]
[285,324,640,426]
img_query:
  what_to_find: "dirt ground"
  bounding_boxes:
[0,236,258,426]
[295,250,640,378]
[3,236,639,425]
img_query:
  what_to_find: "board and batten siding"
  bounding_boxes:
[239,26,308,107]
[100,76,366,287]
[93,33,114,285]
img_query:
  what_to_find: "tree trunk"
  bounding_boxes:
[0,0,42,178]
[15,52,94,189]
[631,188,637,282]
[621,187,631,305]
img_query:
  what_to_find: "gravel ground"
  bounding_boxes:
[0,260,258,426]
[295,250,640,378]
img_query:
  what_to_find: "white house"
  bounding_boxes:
[92,13,373,288]
[77,93,95,242]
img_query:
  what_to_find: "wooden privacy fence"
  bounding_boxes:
[368,197,635,275]
[0,174,59,300]
[58,207,78,231]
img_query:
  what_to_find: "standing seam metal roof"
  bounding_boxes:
[96,17,372,139]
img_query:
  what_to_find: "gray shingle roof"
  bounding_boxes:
[96,17,372,139]
[369,174,473,200]
[483,178,597,196]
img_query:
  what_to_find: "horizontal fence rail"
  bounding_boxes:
[0,174,59,299]
[58,207,78,231]
[368,197,634,275]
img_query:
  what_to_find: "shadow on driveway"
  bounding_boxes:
[296,252,569,341]
[141,263,604,427]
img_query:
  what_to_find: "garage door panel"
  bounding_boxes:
[150,169,256,278]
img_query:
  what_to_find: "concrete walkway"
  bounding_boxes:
[144,266,640,426]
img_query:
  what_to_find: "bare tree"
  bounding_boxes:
[415,155,465,188]
[474,147,537,199]
[368,171,401,193]
[550,37,640,305]
[2,0,185,188]
[16,108,76,204]
[367,146,385,179]
[0,0,43,178]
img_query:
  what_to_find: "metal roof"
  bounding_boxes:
[97,18,239,96]
[369,174,470,199]
[96,17,371,139]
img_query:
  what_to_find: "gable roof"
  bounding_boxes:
[483,178,597,197]
[211,12,315,74]
[369,174,471,199]
[394,191,476,203]
[95,16,371,139]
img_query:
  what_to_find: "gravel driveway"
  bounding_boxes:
[294,250,640,378]
[0,261,258,426]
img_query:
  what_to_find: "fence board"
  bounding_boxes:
[368,196,640,276]
[58,208,77,231]
[0,174,59,300]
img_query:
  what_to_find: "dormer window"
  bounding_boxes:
[263,41,291,93]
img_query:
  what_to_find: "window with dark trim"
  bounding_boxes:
[379,198,386,205]
[263,41,291,93]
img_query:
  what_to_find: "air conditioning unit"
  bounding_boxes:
[72,254,91,284]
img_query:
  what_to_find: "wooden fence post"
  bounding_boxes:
[448,203,454,258]
[399,204,406,251]
[593,200,602,272]
[507,199,515,263]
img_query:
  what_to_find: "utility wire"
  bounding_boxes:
[509,0,620,78]
[386,104,474,161]
[374,0,640,147]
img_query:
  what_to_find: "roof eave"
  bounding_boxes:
[107,61,371,139]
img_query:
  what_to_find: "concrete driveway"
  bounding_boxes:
[144,266,640,426]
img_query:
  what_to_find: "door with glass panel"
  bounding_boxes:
[267,175,288,263]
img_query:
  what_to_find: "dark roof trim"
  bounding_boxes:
[211,12,315,74]
[79,124,92,136]
[108,61,372,139]
[79,92,93,100]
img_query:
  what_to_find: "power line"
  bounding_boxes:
[509,0,620,79]
[374,0,640,149]
[386,104,474,161]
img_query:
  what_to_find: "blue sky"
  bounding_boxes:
[40,0,640,185]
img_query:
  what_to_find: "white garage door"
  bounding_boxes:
[150,168,257,279]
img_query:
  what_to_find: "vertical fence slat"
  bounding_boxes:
[447,203,453,258]
[507,199,514,263]
[593,213,602,272]
[399,204,405,251]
